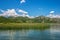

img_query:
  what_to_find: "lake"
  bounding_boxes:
[0,26,60,40]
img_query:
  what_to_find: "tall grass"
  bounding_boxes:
[0,23,50,30]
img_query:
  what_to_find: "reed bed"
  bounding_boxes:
[0,23,50,30]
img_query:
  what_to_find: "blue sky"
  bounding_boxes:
[0,0,60,16]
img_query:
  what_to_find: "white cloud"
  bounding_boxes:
[47,11,60,18]
[18,9,34,18]
[18,9,29,17]
[25,15,34,18]
[20,0,26,4]
[0,9,29,17]
[50,11,55,13]
[0,9,5,12]
[0,9,35,18]
[0,9,19,17]
[18,9,28,14]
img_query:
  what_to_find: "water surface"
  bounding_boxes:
[0,26,60,40]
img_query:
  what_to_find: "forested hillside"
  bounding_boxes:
[0,16,60,23]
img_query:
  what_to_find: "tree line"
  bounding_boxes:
[0,16,60,23]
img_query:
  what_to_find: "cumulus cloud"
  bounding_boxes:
[18,9,34,18]
[47,11,60,18]
[0,9,29,17]
[0,9,19,17]
[0,9,35,18]
[49,15,60,18]
[18,9,29,17]
[18,9,28,14]
[50,11,55,13]
[20,0,26,4]
[25,15,34,18]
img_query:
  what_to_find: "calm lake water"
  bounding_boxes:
[0,26,60,40]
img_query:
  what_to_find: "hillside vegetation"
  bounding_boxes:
[0,16,59,30]
[0,16,60,23]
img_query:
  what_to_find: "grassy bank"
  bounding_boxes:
[0,23,50,30]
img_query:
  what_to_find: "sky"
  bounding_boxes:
[0,0,60,17]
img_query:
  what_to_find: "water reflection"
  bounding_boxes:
[50,26,60,40]
[0,28,60,40]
